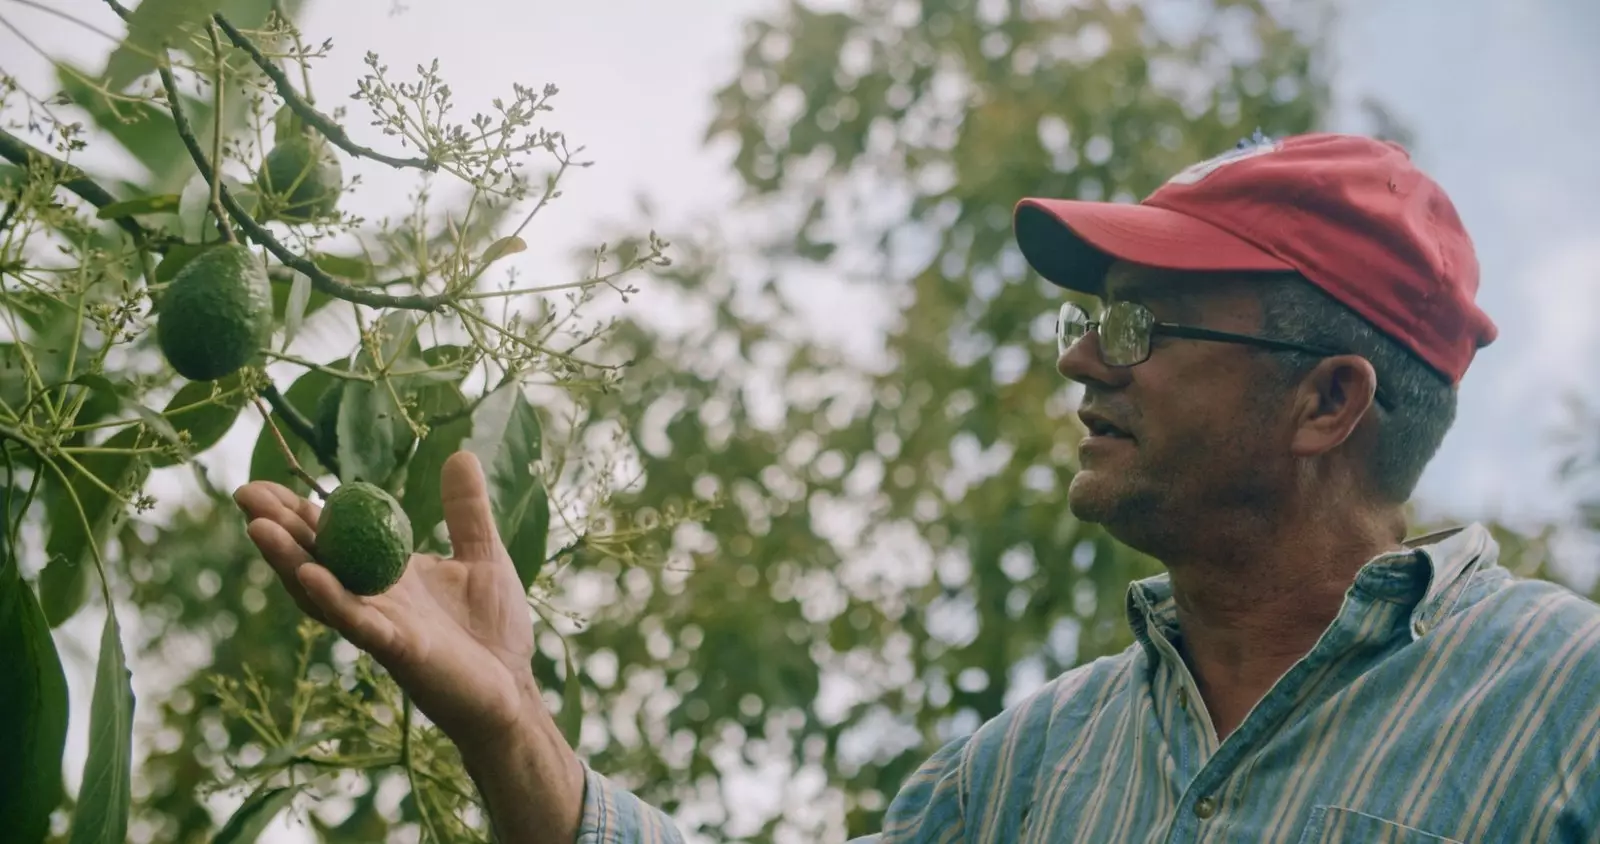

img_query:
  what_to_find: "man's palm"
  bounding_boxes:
[235,451,538,748]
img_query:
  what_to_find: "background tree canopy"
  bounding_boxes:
[2,1,1595,843]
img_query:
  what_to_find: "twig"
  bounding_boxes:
[261,383,339,477]
[213,13,438,172]
[152,62,447,312]
[400,696,446,843]
[204,21,235,244]
[253,396,329,497]
[270,0,315,105]
[0,127,157,242]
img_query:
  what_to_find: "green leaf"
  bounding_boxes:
[103,0,228,91]
[37,554,92,628]
[150,374,247,468]
[281,273,312,352]
[0,531,70,844]
[461,383,548,588]
[66,609,135,844]
[154,242,224,283]
[210,783,303,844]
[556,645,582,748]
[334,377,403,486]
[313,252,373,280]
[95,193,181,219]
[55,62,212,185]
[479,235,527,266]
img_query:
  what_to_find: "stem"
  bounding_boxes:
[270,0,316,105]
[37,454,114,606]
[456,270,639,301]
[253,397,329,498]
[260,382,339,473]
[261,350,375,382]
[262,383,339,479]
[212,14,437,172]
[0,128,157,243]
[400,696,446,843]
[205,21,236,245]
[153,61,446,312]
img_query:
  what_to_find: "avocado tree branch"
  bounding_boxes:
[261,382,338,479]
[254,396,330,498]
[152,62,448,312]
[212,13,439,173]
[0,127,158,243]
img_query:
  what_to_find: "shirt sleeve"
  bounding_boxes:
[862,733,973,843]
[575,735,974,844]
[574,762,686,844]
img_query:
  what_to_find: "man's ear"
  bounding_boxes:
[1288,355,1379,458]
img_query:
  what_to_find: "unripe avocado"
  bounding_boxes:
[315,482,413,596]
[257,135,343,223]
[156,243,273,381]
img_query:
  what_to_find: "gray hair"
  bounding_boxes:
[1255,274,1458,504]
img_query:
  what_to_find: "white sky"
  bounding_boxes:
[4,0,1600,840]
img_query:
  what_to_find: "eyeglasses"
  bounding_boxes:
[1055,301,1395,412]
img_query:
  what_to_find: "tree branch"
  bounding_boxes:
[0,127,157,243]
[212,13,438,172]
[261,383,339,478]
[152,62,447,312]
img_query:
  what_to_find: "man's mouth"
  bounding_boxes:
[1080,412,1134,440]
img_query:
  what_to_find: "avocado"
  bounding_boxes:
[257,135,343,223]
[315,481,413,596]
[155,243,273,381]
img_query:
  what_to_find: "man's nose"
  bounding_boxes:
[1056,330,1130,391]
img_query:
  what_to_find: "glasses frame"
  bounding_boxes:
[1056,301,1396,412]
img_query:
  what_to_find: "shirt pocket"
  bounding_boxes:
[1298,806,1464,844]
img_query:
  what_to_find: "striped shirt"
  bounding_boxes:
[576,522,1600,843]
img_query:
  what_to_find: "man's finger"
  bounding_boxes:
[296,564,395,655]
[235,481,322,553]
[440,450,505,562]
[244,517,328,625]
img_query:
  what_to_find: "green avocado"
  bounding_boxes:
[315,481,413,596]
[155,243,273,381]
[257,135,343,223]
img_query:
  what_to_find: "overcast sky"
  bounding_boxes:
[4,0,1599,840]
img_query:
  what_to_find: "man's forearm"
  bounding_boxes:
[457,686,586,844]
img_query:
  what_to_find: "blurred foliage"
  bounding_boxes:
[5,0,1593,843]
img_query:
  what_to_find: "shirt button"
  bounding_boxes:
[1412,618,1431,637]
[1194,797,1217,819]
[1178,687,1188,709]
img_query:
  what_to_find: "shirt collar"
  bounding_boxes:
[1123,522,1499,652]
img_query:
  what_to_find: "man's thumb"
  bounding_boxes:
[440,450,504,561]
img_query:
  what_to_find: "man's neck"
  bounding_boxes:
[1158,511,1407,740]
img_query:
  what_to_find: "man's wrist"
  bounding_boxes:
[456,679,586,844]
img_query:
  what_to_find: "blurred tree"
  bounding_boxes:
[7,1,1584,843]
[548,0,1432,841]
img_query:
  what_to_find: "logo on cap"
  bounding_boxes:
[1165,129,1282,186]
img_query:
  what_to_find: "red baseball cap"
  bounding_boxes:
[1013,132,1497,385]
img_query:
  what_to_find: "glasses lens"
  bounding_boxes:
[1099,301,1153,366]
[1057,303,1089,356]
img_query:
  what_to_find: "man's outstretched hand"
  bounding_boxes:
[234,450,584,844]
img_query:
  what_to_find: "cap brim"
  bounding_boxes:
[1013,198,1293,294]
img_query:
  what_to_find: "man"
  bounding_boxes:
[236,132,1600,843]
